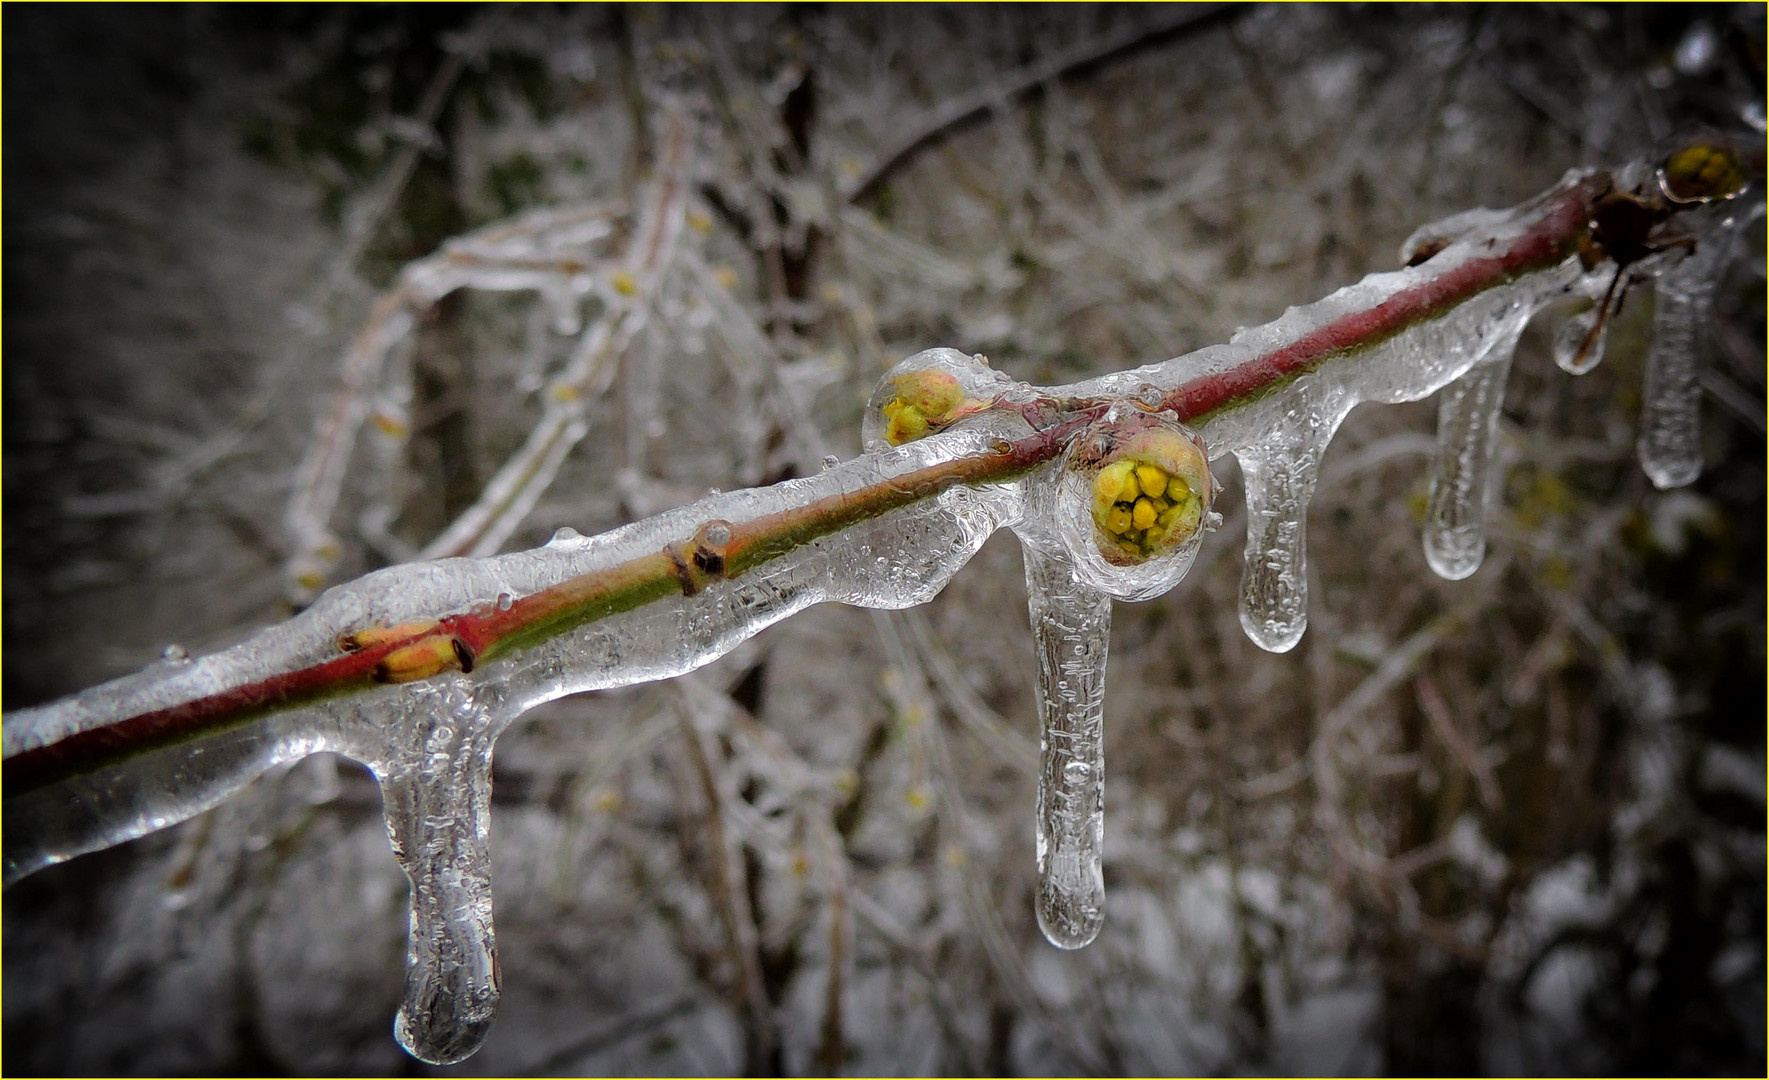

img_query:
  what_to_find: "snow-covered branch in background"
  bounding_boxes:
[3,139,1755,1065]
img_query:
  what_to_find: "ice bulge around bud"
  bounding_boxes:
[862,347,1012,451]
[1053,410,1217,601]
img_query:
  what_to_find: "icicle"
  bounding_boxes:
[1233,393,1350,653]
[374,686,503,1066]
[1022,544,1110,950]
[1423,325,1522,580]
[1638,243,1723,488]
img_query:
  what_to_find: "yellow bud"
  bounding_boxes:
[686,210,713,233]
[1132,497,1157,531]
[891,370,964,417]
[906,785,930,810]
[611,270,638,296]
[1167,497,1201,543]
[1093,459,1136,516]
[713,266,739,290]
[1106,505,1133,534]
[1135,465,1167,500]
[1662,142,1746,203]
[885,407,929,445]
[374,635,468,684]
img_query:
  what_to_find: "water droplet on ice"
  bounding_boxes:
[1551,303,1608,375]
[1138,385,1164,407]
[821,454,840,471]
[496,592,514,612]
[548,526,581,544]
[160,644,190,663]
[703,522,732,546]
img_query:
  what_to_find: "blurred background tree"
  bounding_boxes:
[4,3,1763,1074]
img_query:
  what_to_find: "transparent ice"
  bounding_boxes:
[1636,209,1743,489]
[1422,321,1525,581]
[6,166,1747,1063]
[1550,293,1612,375]
[1017,544,1111,950]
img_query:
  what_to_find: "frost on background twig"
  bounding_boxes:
[281,201,625,599]
[6,134,1757,1065]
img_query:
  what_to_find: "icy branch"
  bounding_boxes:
[5,142,1754,1065]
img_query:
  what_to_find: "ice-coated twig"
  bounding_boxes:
[4,160,1656,844]
[7,142,1748,1065]
[842,5,1240,203]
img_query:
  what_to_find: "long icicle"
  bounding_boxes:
[1637,233,1727,488]
[1022,543,1111,949]
[374,685,506,1065]
[1422,320,1525,581]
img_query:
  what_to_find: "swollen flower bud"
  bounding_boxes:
[863,348,1012,451]
[1659,141,1747,204]
[1053,409,1217,601]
